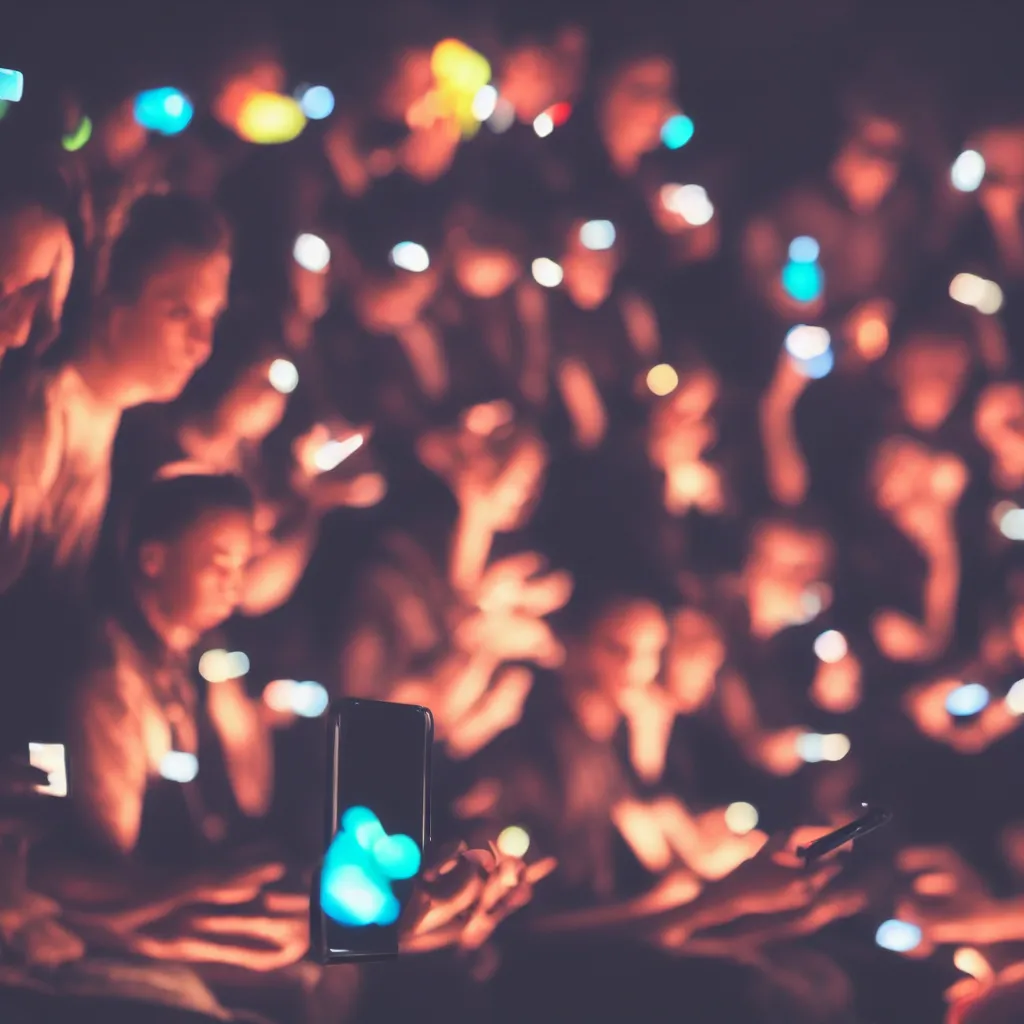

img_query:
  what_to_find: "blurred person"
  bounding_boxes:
[337,404,571,759]
[0,198,75,365]
[497,23,588,127]
[0,191,231,597]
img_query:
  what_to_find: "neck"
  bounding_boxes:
[135,588,198,655]
[72,323,142,410]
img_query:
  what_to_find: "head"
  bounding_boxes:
[581,596,668,704]
[870,436,967,517]
[561,218,621,309]
[745,518,835,639]
[128,475,255,639]
[212,44,287,130]
[598,53,677,173]
[646,367,720,471]
[354,265,440,332]
[889,331,972,432]
[0,201,74,357]
[831,112,905,214]
[447,206,525,299]
[949,974,1024,1024]
[664,607,724,713]
[499,25,588,123]
[101,193,232,405]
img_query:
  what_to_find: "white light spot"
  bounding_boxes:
[944,682,990,717]
[496,825,531,858]
[666,184,714,226]
[293,680,330,718]
[999,506,1024,540]
[199,649,250,684]
[788,236,820,263]
[487,97,515,134]
[471,85,498,122]
[268,358,299,394]
[293,233,331,273]
[263,679,299,714]
[299,85,335,120]
[820,733,851,761]
[785,324,831,360]
[814,630,848,664]
[159,750,199,783]
[950,272,1002,313]
[724,802,759,835]
[796,732,823,763]
[579,219,616,251]
[876,919,922,953]
[531,257,563,288]
[389,241,430,273]
[533,111,554,138]
[315,433,365,473]
[1006,678,1024,716]
[951,150,986,193]
[976,280,1005,315]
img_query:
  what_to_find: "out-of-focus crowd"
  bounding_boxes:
[4,4,1024,1022]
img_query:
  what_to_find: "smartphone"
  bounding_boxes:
[28,742,69,798]
[797,805,892,864]
[312,699,433,963]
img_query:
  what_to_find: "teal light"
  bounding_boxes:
[134,87,193,136]
[321,806,421,928]
[0,69,24,103]
[781,259,824,303]
[661,113,694,150]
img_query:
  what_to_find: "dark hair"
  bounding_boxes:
[106,193,231,305]
[125,473,254,568]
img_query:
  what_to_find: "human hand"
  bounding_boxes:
[0,755,50,799]
[755,726,809,777]
[902,678,1019,753]
[444,665,535,761]
[975,382,1024,491]
[400,842,557,953]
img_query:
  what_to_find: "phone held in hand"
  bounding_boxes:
[28,742,70,798]
[797,805,892,865]
[311,699,433,964]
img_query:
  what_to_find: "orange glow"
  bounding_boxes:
[856,315,889,360]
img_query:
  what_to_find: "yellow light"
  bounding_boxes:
[820,733,851,762]
[724,802,759,835]
[953,947,993,982]
[199,649,250,683]
[430,39,492,137]
[496,825,531,858]
[236,92,306,144]
[646,364,679,396]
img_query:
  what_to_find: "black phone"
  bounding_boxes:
[311,698,433,964]
[797,805,892,865]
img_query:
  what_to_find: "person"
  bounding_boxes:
[0,191,231,596]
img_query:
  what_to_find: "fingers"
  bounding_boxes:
[262,891,309,914]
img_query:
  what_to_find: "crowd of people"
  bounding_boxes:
[3,3,1024,1021]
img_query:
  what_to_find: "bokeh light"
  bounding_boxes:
[646,364,679,396]
[236,92,306,144]
[315,434,365,473]
[666,184,714,226]
[61,116,93,152]
[953,947,993,981]
[785,325,831,360]
[579,220,616,251]
[263,679,299,714]
[0,100,9,121]
[134,87,193,135]
[293,233,331,273]
[950,150,986,192]
[724,802,759,835]
[390,242,431,273]
[875,919,922,953]
[159,750,199,783]
[487,97,515,133]
[855,315,889,361]
[661,114,694,150]
[497,825,531,857]
[198,649,250,683]
[944,683,990,717]
[797,732,850,763]
[788,236,820,263]
[533,111,554,138]
[532,258,563,287]
[268,359,299,395]
[1005,678,1024,716]
[298,85,335,120]
[781,259,824,303]
[292,680,330,718]
[471,85,498,122]
[950,272,1004,314]
[0,69,24,103]
[814,629,848,663]
[998,506,1024,540]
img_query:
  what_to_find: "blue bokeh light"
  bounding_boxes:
[944,682,990,717]
[134,88,193,135]
[781,260,825,303]
[788,235,821,263]
[661,114,694,150]
[299,85,335,120]
[875,919,922,953]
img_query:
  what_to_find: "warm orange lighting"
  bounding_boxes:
[856,316,889,360]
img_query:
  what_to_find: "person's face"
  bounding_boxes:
[665,608,724,713]
[501,45,561,123]
[454,246,520,299]
[586,599,668,701]
[746,523,833,636]
[95,99,149,170]
[562,232,618,309]
[108,248,231,404]
[976,127,1024,220]
[832,116,904,214]
[217,360,288,442]
[356,267,439,332]
[894,337,971,432]
[399,118,461,183]
[647,370,719,469]
[141,507,254,634]
[600,57,676,167]
[213,52,287,130]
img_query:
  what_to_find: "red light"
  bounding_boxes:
[546,102,572,127]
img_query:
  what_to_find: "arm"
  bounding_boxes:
[206,677,274,818]
[557,358,608,451]
[759,356,810,507]
[239,506,320,617]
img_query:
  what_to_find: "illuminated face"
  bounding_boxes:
[893,336,970,432]
[109,248,231,404]
[562,228,618,309]
[585,599,668,701]
[356,268,439,332]
[95,98,149,169]
[832,116,904,213]
[665,608,724,713]
[599,57,676,168]
[453,246,520,299]
[646,370,720,469]
[142,507,254,635]
[745,523,833,638]
[501,45,562,122]
[217,360,289,443]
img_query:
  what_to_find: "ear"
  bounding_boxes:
[138,541,167,580]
